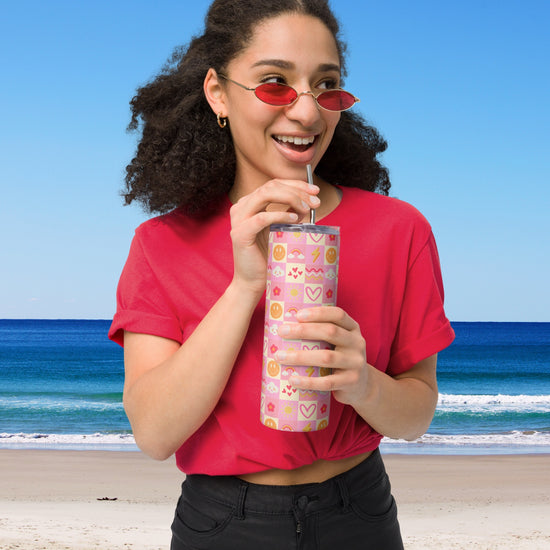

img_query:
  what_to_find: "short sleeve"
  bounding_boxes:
[387,232,454,376]
[108,233,183,347]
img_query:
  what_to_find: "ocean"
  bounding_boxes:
[0,320,548,454]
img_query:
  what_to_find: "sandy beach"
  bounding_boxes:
[0,450,548,549]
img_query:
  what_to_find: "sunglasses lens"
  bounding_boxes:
[317,90,357,111]
[254,83,357,111]
[255,83,297,106]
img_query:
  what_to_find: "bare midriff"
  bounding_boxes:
[237,450,372,486]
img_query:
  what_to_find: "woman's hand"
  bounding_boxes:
[275,306,370,409]
[228,179,320,295]
[276,306,440,441]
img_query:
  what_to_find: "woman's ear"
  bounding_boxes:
[203,68,227,117]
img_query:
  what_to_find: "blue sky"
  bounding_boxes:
[1,0,548,321]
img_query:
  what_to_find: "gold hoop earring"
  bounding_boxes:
[217,113,228,128]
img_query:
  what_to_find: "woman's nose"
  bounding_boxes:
[285,91,322,126]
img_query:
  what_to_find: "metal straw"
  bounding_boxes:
[306,164,316,224]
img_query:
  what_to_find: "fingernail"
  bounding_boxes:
[277,325,290,336]
[310,196,321,206]
[296,309,311,321]
[275,350,287,361]
[301,200,309,210]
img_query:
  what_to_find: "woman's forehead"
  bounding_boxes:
[231,13,341,72]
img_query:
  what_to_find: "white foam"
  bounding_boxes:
[0,396,124,412]
[437,394,550,413]
[383,430,550,447]
[0,432,137,451]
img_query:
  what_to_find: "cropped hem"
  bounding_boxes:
[176,438,384,477]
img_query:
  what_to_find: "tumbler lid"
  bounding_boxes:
[269,223,339,235]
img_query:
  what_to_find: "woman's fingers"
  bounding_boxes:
[295,306,357,328]
[230,179,320,226]
[275,343,361,373]
[228,179,321,289]
[275,307,369,406]
[290,368,358,393]
[278,307,360,346]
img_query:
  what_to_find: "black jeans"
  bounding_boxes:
[170,449,404,550]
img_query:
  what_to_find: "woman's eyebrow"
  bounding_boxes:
[250,59,340,73]
[318,63,341,73]
[251,59,294,70]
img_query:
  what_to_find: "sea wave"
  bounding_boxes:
[2,429,549,454]
[383,430,550,448]
[0,396,124,412]
[0,432,137,450]
[437,394,550,413]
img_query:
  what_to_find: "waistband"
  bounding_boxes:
[184,448,386,516]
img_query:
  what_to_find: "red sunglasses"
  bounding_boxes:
[218,74,360,112]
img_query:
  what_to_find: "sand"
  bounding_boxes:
[0,450,549,549]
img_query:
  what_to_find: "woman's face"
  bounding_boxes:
[219,14,342,190]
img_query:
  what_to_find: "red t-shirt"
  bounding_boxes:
[109,187,455,475]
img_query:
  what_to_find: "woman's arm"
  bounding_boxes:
[277,306,439,441]
[123,279,260,460]
[354,355,438,441]
[122,179,320,460]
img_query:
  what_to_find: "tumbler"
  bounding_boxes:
[260,223,340,432]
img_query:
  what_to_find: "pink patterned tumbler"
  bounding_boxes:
[261,223,340,432]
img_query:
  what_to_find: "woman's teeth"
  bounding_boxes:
[275,135,315,145]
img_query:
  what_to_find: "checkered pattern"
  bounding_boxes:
[261,226,339,432]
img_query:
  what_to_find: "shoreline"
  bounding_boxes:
[2,444,549,455]
[3,434,549,455]
[1,450,549,549]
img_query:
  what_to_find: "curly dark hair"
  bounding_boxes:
[123,0,390,216]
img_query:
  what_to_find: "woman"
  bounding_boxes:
[109,0,455,548]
